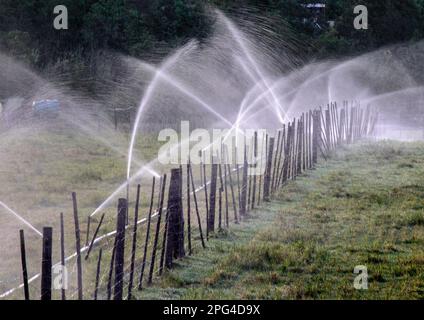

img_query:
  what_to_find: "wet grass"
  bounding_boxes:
[0,123,164,295]
[138,140,424,300]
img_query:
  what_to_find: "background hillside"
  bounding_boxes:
[1,0,424,70]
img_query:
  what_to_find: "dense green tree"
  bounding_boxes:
[1,0,424,68]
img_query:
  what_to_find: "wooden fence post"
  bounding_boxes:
[298,117,303,174]
[271,130,281,192]
[222,159,229,227]
[85,216,91,247]
[85,213,105,260]
[257,132,266,205]
[275,126,285,189]
[236,155,241,211]
[290,120,296,179]
[251,131,258,208]
[60,212,66,300]
[282,123,292,183]
[138,178,155,290]
[188,162,206,248]
[218,163,224,229]
[247,138,253,209]
[113,198,127,300]
[310,111,314,165]
[19,230,30,300]
[107,238,117,300]
[72,192,83,300]
[159,207,170,275]
[263,137,275,201]
[41,227,53,301]
[186,163,192,255]
[165,168,185,269]
[148,174,167,284]
[127,184,141,300]
[94,248,102,300]
[312,111,319,165]
[240,144,249,216]
[223,146,238,223]
[277,126,287,187]
[208,163,218,233]
[339,108,345,144]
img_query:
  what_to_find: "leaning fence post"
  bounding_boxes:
[41,227,53,301]
[224,146,238,223]
[19,230,30,300]
[72,192,83,300]
[113,198,127,300]
[271,130,281,192]
[274,127,284,190]
[189,161,206,248]
[85,213,105,260]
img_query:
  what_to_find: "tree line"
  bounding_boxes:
[1,0,423,70]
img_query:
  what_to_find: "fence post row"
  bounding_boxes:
[12,102,379,300]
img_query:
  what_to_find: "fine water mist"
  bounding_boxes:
[1,7,424,295]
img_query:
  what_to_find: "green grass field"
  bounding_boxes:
[1,126,424,300]
[137,140,424,300]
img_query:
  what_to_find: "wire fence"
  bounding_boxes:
[1,101,378,300]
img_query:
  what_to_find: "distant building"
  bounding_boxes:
[302,3,326,10]
[301,3,336,30]
[301,3,326,30]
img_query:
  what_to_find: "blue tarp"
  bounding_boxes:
[32,100,60,113]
